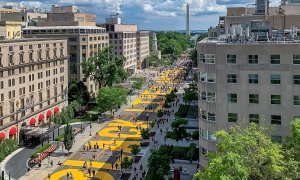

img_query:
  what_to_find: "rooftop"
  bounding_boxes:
[199,37,300,45]
[23,26,105,30]
[0,37,67,43]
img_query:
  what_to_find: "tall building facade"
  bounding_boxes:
[0,38,68,143]
[198,2,300,168]
[23,5,109,94]
[99,14,150,72]
[136,31,150,69]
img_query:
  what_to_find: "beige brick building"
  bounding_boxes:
[23,5,109,94]
[136,31,150,69]
[99,14,150,72]
[0,38,68,142]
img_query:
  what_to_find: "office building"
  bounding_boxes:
[0,38,68,143]
[23,5,109,94]
[0,21,22,39]
[99,14,150,73]
[198,1,300,168]
[136,31,150,69]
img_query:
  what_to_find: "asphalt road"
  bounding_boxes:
[5,123,90,179]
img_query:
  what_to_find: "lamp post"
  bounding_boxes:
[120,148,123,172]
[146,113,150,129]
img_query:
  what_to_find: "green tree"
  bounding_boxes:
[68,81,91,104]
[187,143,196,163]
[183,83,198,103]
[82,47,128,88]
[286,118,300,161]
[122,156,133,170]
[131,144,141,163]
[63,124,74,154]
[141,128,150,140]
[194,123,299,180]
[96,87,128,114]
[146,148,171,180]
[167,118,188,144]
[156,32,190,55]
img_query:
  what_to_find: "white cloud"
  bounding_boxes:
[144,3,153,12]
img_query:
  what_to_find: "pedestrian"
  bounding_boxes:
[115,163,119,171]
[27,167,30,175]
[92,169,95,177]
[50,160,53,167]
[66,172,70,180]
[111,163,114,170]
[88,168,91,176]
[70,172,73,180]
[48,173,51,180]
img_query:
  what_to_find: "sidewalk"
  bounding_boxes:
[19,121,108,180]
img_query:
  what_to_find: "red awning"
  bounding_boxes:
[9,127,17,135]
[0,132,5,139]
[29,118,36,126]
[54,107,59,113]
[46,110,53,117]
[38,114,45,121]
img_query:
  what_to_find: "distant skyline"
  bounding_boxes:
[1,0,281,30]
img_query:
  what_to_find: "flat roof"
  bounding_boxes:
[199,38,300,45]
[24,26,105,30]
[0,37,67,43]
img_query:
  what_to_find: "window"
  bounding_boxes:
[271,74,281,84]
[270,55,280,64]
[228,113,238,122]
[227,74,237,83]
[248,74,258,84]
[293,54,300,64]
[271,115,281,125]
[208,112,216,121]
[198,54,215,64]
[201,92,206,101]
[249,94,259,104]
[294,96,300,105]
[249,114,259,123]
[201,147,207,157]
[228,93,237,103]
[207,92,216,102]
[248,55,258,64]
[271,95,281,104]
[207,73,216,83]
[293,75,300,84]
[201,110,207,120]
[227,54,236,64]
[271,135,282,143]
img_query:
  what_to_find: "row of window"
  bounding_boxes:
[0,60,65,78]
[228,94,300,105]
[199,53,300,65]
[227,74,300,85]
[228,113,283,125]
[0,43,64,52]
[0,48,64,66]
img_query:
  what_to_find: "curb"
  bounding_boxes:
[1,147,25,180]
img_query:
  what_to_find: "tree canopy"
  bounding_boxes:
[193,123,300,180]
[96,87,128,114]
[82,47,128,88]
[63,124,74,153]
[156,32,190,55]
[68,80,91,104]
[183,83,198,103]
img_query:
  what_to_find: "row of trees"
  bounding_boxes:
[156,32,191,55]
[194,119,300,179]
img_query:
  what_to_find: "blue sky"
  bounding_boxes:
[1,0,281,30]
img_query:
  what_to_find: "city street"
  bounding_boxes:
[15,62,188,180]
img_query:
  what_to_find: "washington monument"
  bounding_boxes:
[186,3,190,36]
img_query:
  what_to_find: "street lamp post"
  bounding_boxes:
[146,113,150,129]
